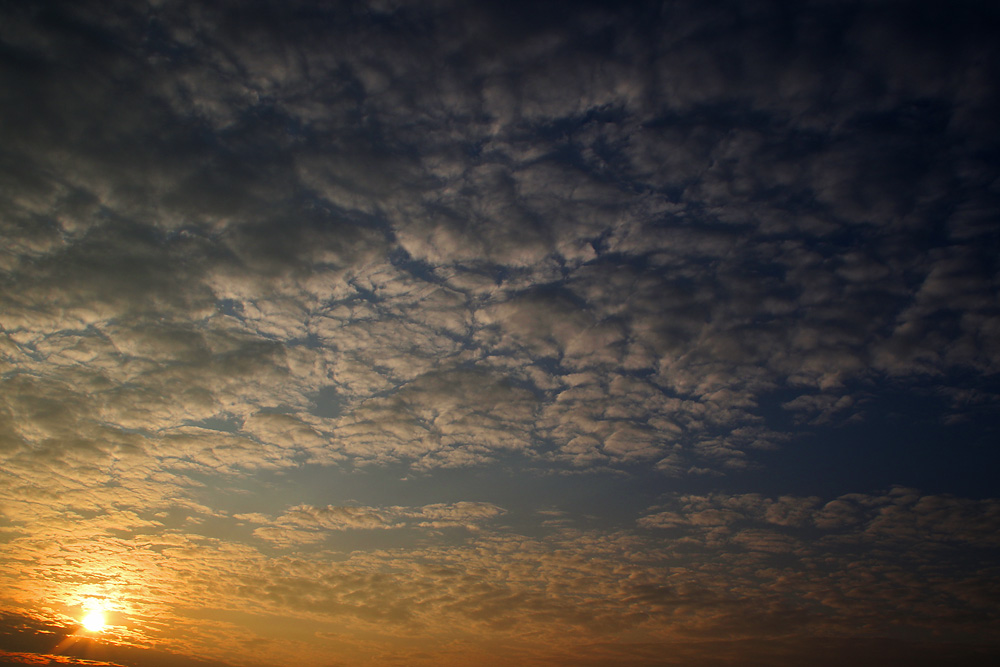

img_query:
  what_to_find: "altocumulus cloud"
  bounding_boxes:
[1,0,1000,666]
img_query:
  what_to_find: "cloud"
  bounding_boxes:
[2,0,998,483]
[2,484,999,665]
[246,501,507,547]
[640,487,1000,550]
[1,1,999,665]
[326,368,539,467]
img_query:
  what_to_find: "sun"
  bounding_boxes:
[78,596,114,634]
[81,609,107,632]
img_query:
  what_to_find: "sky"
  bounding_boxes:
[1,0,999,665]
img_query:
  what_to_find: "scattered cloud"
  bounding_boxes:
[1,0,999,665]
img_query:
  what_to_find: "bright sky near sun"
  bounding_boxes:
[82,611,106,633]
[1,1,999,666]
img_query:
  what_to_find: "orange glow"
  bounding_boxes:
[79,598,110,633]
[81,610,106,632]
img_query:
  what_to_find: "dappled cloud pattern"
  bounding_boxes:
[1,0,999,665]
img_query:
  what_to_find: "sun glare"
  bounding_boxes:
[82,609,107,632]
[80,607,108,632]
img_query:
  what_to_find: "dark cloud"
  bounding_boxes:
[0,611,231,667]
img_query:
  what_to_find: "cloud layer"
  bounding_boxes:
[1,0,999,665]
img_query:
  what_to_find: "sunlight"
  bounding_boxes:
[80,597,109,633]
[82,609,106,632]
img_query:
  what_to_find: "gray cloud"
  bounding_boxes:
[1,1,999,665]
[3,0,998,477]
[640,487,1000,549]
[242,500,506,547]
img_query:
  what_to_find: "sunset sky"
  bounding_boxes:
[2,1,1000,665]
